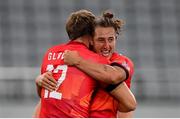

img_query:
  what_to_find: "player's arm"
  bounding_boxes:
[117,111,133,118]
[64,50,136,112]
[35,72,57,97]
[63,50,127,84]
[35,70,136,112]
[108,82,136,112]
[34,73,57,117]
[32,100,41,117]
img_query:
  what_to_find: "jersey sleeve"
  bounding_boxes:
[110,62,129,81]
[110,53,134,88]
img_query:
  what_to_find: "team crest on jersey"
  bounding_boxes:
[122,61,130,71]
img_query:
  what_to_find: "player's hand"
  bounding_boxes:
[35,72,57,92]
[64,50,82,66]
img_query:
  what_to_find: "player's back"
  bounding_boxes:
[39,41,108,118]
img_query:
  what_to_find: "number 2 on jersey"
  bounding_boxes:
[44,64,68,99]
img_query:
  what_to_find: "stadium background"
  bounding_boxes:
[0,0,179,117]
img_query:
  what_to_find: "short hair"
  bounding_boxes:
[66,9,95,40]
[94,11,125,35]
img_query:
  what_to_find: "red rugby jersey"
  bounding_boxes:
[39,41,108,118]
[89,52,134,118]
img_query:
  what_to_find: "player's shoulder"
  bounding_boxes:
[111,52,134,67]
[112,52,132,61]
[78,49,108,64]
[112,52,134,76]
[82,49,107,60]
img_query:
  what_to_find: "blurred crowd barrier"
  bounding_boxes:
[0,0,180,102]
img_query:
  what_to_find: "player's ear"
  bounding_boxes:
[89,39,93,45]
[89,39,94,50]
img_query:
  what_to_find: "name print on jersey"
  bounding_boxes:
[48,52,64,61]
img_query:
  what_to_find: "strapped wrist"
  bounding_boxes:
[105,81,123,92]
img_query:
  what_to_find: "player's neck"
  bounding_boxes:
[74,35,91,48]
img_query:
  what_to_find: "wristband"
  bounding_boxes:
[105,81,123,92]
[110,62,129,81]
